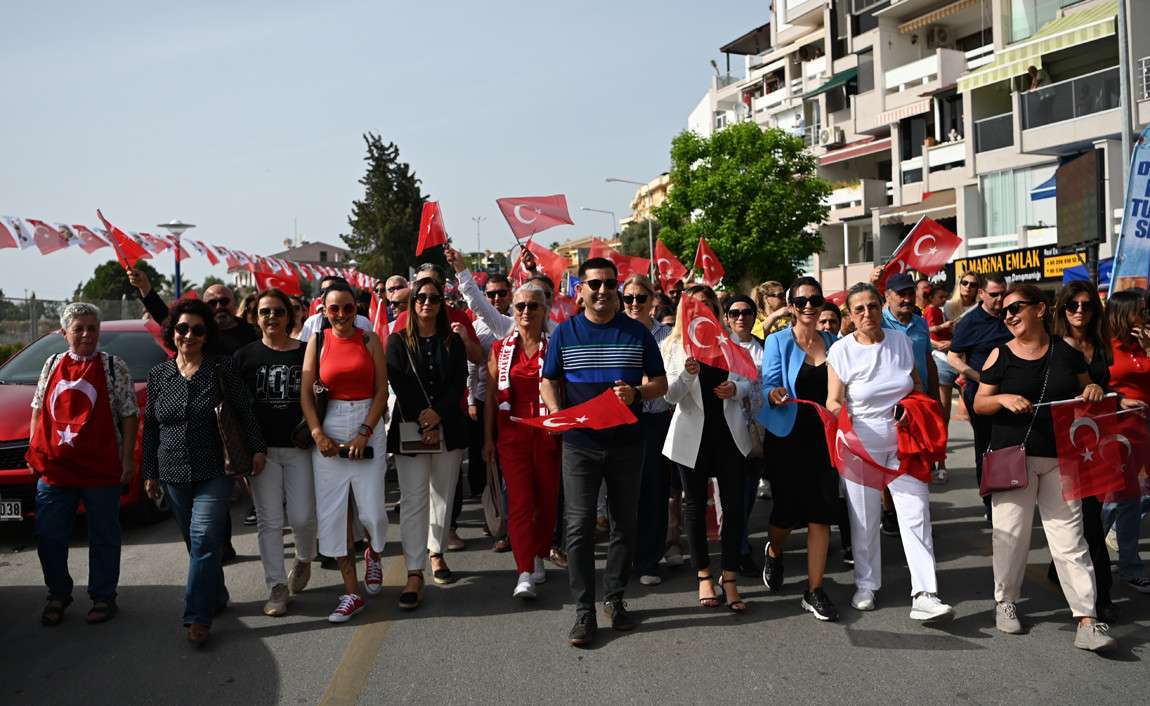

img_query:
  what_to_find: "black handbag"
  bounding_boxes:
[215,363,254,476]
[292,331,327,449]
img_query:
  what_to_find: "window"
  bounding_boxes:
[856,49,874,94]
[851,1,889,34]
[937,92,964,141]
[957,28,993,52]
[981,164,1058,238]
[900,115,929,160]
[319,250,328,262]
[1010,0,1081,43]
[826,85,850,113]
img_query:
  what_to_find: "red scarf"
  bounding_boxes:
[495,330,548,418]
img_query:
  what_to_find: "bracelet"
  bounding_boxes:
[358,423,373,437]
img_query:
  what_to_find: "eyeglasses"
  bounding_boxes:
[791,295,825,310]
[622,294,649,305]
[985,290,1006,299]
[766,290,785,299]
[727,308,755,318]
[386,285,407,293]
[851,302,881,315]
[1004,300,1036,316]
[205,298,231,309]
[415,293,444,305]
[513,301,541,313]
[1065,300,1095,314]
[326,303,357,316]
[174,322,207,338]
[485,289,510,300]
[959,279,978,288]
[583,278,618,291]
[258,307,286,319]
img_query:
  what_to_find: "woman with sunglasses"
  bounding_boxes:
[827,283,953,622]
[662,284,753,612]
[759,277,840,621]
[973,283,1115,652]
[143,299,267,646]
[945,271,981,323]
[481,283,560,598]
[288,297,306,339]
[724,295,766,577]
[233,289,318,617]
[301,282,390,623]
[386,278,469,609]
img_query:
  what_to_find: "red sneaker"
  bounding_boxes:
[364,548,383,596]
[328,594,365,623]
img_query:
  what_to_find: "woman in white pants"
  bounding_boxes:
[387,278,469,609]
[826,282,954,622]
[233,288,318,616]
[301,282,390,624]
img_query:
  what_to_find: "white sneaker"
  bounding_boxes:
[909,592,955,622]
[513,572,536,599]
[851,589,876,611]
[933,468,949,484]
[757,478,771,499]
[532,556,547,584]
[663,546,685,567]
[1105,528,1119,553]
[639,574,662,586]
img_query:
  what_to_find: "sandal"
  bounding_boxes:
[86,599,118,624]
[697,575,722,608]
[399,572,424,610]
[41,596,73,627]
[429,553,455,585]
[721,577,747,613]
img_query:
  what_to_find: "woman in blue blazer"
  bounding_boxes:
[756,277,841,622]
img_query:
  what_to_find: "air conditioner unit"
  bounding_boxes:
[818,127,845,147]
[926,26,950,49]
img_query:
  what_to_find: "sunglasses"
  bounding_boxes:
[205,298,231,309]
[727,308,755,318]
[1065,300,1095,314]
[485,289,510,300]
[174,322,207,338]
[1004,300,1036,316]
[415,293,444,305]
[791,295,825,310]
[258,307,286,319]
[986,291,1006,299]
[960,280,978,288]
[325,303,357,316]
[513,301,541,313]
[622,294,649,305]
[583,278,618,292]
[767,290,785,299]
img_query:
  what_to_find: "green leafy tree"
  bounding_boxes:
[342,133,430,279]
[654,122,831,288]
[80,260,168,302]
[201,274,225,291]
[618,219,662,258]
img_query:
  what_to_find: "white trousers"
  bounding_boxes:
[844,451,939,597]
[312,399,388,558]
[395,449,464,571]
[251,447,317,587]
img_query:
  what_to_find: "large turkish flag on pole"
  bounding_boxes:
[877,216,962,289]
[496,195,573,239]
[678,295,758,380]
[416,201,449,256]
[512,388,637,431]
[693,236,725,287]
[96,210,149,269]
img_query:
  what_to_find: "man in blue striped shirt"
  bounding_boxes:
[542,257,667,647]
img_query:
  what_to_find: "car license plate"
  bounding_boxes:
[0,498,21,521]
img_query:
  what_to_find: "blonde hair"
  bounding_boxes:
[621,273,656,298]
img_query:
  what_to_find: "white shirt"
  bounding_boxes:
[297,312,372,341]
[827,329,915,452]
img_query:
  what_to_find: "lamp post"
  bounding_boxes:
[156,219,195,298]
[606,177,654,280]
[471,216,486,253]
[580,207,618,239]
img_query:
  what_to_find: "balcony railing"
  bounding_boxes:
[885,54,940,94]
[965,44,995,71]
[1139,57,1150,101]
[1022,66,1120,130]
[804,56,827,80]
[974,113,1014,153]
[753,86,788,113]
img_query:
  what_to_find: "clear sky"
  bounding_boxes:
[0,0,767,299]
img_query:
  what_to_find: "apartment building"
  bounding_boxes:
[688,0,1149,291]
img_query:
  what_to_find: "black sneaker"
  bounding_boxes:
[737,552,760,579]
[881,510,899,537]
[568,613,597,647]
[243,505,257,526]
[603,598,635,631]
[801,587,840,622]
[762,543,784,592]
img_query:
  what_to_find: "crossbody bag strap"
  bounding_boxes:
[1018,341,1054,448]
[406,338,436,409]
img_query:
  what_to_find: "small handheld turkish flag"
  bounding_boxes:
[1052,398,1128,501]
[253,269,304,296]
[1103,409,1150,503]
[693,237,725,287]
[496,195,574,239]
[678,296,758,380]
[96,210,149,269]
[416,201,449,256]
[654,240,688,290]
[513,389,637,431]
[368,291,390,339]
[878,216,962,289]
[511,240,571,290]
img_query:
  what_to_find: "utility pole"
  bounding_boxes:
[471,216,486,253]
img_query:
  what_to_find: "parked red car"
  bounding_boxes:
[0,320,171,523]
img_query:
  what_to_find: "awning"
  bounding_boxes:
[958,0,1117,92]
[819,137,892,166]
[720,22,772,56]
[876,189,957,225]
[806,68,858,98]
[1030,175,1056,201]
[899,0,979,34]
[871,98,933,129]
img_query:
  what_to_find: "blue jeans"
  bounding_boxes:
[634,412,672,576]
[164,475,232,627]
[35,479,122,602]
[1102,496,1149,581]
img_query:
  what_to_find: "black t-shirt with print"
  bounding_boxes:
[233,341,305,448]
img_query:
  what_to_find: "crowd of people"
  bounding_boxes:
[26,248,1150,654]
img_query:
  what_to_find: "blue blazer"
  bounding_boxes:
[756,328,837,437]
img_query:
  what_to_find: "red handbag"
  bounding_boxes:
[979,346,1051,496]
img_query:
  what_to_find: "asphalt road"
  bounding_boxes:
[2,421,1150,705]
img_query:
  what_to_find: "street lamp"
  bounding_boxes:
[156,219,195,298]
[580,207,618,239]
[605,177,654,280]
[471,216,486,252]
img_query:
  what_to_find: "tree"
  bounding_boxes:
[618,219,662,258]
[201,275,225,291]
[80,260,168,302]
[654,122,831,288]
[342,133,430,280]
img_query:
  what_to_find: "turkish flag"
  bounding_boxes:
[496,194,574,239]
[254,268,303,296]
[159,233,191,261]
[550,293,578,324]
[878,217,962,289]
[368,291,390,339]
[187,239,220,265]
[71,225,110,253]
[588,239,649,279]
[134,232,171,255]
[1103,410,1150,503]
[513,388,637,431]
[511,239,571,290]
[654,240,688,290]
[1051,398,1127,502]
[678,296,758,380]
[25,219,71,255]
[793,398,900,489]
[96,210,150,269]
[693,236,725,287]
[0,216,35,249]
[416,201,448,256]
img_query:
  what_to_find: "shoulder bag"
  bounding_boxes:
[398,338,447,454]
[292,331,327,449]
[979,344,1051,496]
[215,360,254,476]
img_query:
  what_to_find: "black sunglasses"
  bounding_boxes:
[485,289,511,299]
[415,293,444,305]
[583,278,618,291]
[727,307,755,318]
[1065,300,1095,314]
[1004,300,1036,316]
[959,279,978,288]
[791,295,825,310]
[513,301,541,313]
[766,290,785,299]
[986,291,1006,299]
[258,307,286,319]
[174,322,207,337]
[205,298,231,309]
[622,294,649,305]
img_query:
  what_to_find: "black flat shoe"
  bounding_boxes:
[429,553,455,585]
[399,572,424,610]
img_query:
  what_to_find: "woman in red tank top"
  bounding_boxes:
[483,282,560,599]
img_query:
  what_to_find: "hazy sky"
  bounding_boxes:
[1,0,766,299]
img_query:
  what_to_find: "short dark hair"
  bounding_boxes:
[983,272,1007,287]
[579,256,617,279]
[319,275,348,289]
[820,301,842,320]
[321,281,355,305]
[787,276,823,304]
[163,299,219,353]
[485,273,511,288]
[724,294,756,315]
[846,282,882,310]
[257,288,296,331]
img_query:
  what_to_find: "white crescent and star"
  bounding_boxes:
[687,316,718,348]
[513,204,539,225]
[542,415,589,429]
[657,257,672,275]
[49,378,98,447]
[701,254,716,273]
[913,234,939,257]
[1069,416,1100,462]
[1100,434,1133,471]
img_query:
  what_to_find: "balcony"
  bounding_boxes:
[783,0,827,26]
[804,56,828,81]
[1021,66,1119,130]
[752,86,789,114]
[1138,56,1150,101]
[826,179,890,221]
[974,113,1014,153]
[883,49,968,107]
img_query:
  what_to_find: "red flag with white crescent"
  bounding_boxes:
[588,239,649,279]
[416,201,449,256]
[550,293,578,324]
[71,224,110,253]
[510,239,571,290]
[253,268,303,296]
[368,291,390,339]
[496,194,573,239]
[26,219,71,255]
[512,388,637,431]
[134,232,171,255]
[678,295,758,380]
[693,236,725,287]
[1052,398,1127,502]
[1103,410,1150,503]
[654,239,688,289]
[877,217,962,289]
[96,210,150,269]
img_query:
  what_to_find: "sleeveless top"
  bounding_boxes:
[320,332,375,400]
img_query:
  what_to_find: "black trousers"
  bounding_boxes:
[679,428,746,574]
[967,396,993,516]
[452,401,488,529]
